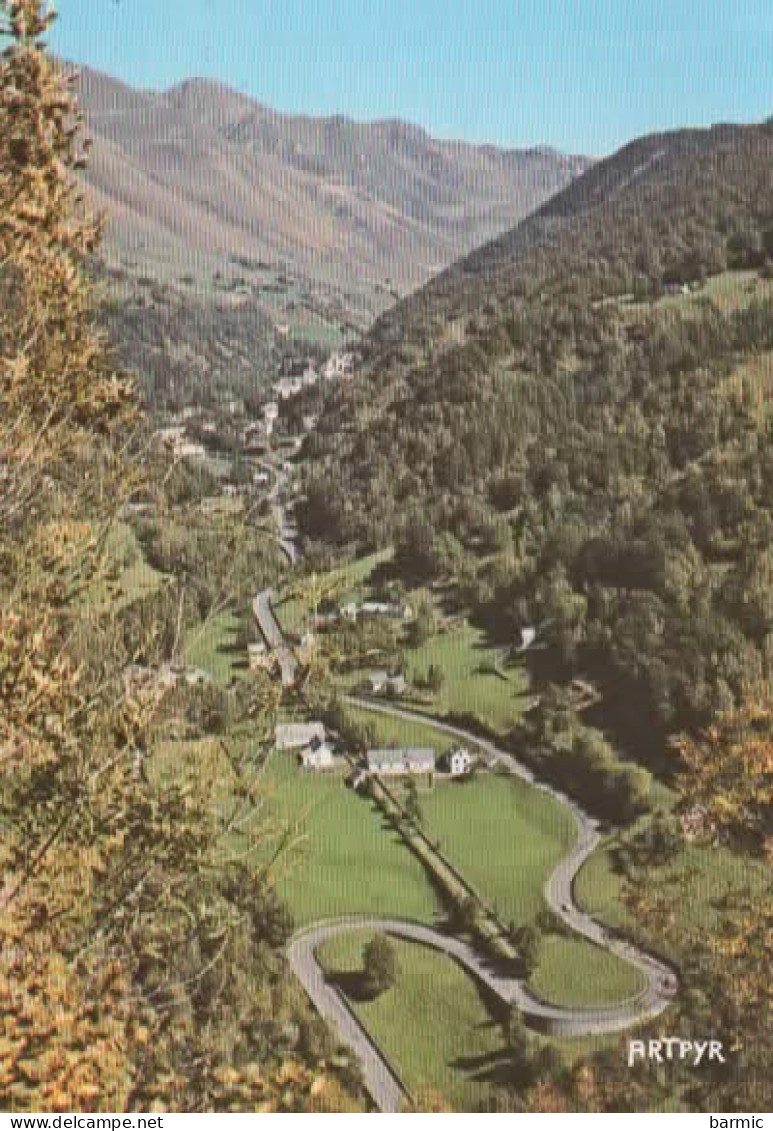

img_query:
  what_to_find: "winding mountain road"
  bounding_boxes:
[249,432,677,1110]
[343,696,679,1012]
[289,903,673,1113]
[253,456,299,564]
[251,455,301,684]
[284,695,678,1111]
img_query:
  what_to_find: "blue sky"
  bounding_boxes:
[50,0,773,156]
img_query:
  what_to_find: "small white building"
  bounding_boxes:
[275,721,326,751]
[299,736,335,771]
[176,441,206,460]
[367,671,407,697]
[518,626,537,652]
[361,601,412,621]
[247,641,270,670]
[446,747,473,776]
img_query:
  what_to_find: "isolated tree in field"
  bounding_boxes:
[426,662,445,694]
[455,894,479,933]
[362,932,398,997]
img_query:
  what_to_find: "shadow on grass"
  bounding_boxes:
[449,1048,514,1088]
[326,968,381,1003]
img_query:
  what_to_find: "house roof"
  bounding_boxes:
[367,747,435,769]
[368,671,406,687]
[275,721,325,749]
[361,601,398,614]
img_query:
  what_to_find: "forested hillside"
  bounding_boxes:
[298,118,773,1112]
[94,263,290,413]
[301,120,773,753]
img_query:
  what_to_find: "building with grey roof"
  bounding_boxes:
[366,748,435,776]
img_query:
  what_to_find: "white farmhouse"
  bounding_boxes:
[367,671,407,697]
[299,736,335,771]
[447,747,473,776]
[366,748,435,776]
[275,721,326,751]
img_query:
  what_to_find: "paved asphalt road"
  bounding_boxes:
[250,442,678,1109]
[288,906,673,1113]
[252,588,299,687]
[285,698,678,1110]
[344,695,679,1013]
[254,456,299,564]
[251,456,300,684]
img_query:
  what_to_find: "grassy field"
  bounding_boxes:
[422,774,575,925]
[85,520,164,610]
[418,775,644,1006]
[572,843,630,930]
[344,706,457,757]
[399,623,529,734]
[260,754,439,926]
[623,269,773,320]
[275,548,393,637]
[530,935,645,1007]
[317,930,507,1112]
[183,608,245,684]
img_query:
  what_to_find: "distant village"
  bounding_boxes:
[152,351,357,468]
[144,340,477,810]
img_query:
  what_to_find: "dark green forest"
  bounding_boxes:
[300,121,773,759]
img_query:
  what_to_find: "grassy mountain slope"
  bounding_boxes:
[71,63,590,322]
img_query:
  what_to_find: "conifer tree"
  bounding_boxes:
[0,3,358,1112]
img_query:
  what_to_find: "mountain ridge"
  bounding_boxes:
[68,61,591,325]
[365,118,773,348]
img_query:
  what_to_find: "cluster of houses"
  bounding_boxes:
[366,743,472,777]
[273,720,474,778]
[270,352,356,403]
[123,662,212,693]
[150,349,358,488]
[314,599,414,628]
